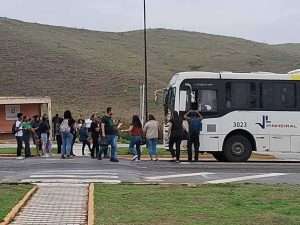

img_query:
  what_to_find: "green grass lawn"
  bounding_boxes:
[94,184,300,225]
[0,184,33,222]
[0,148,17,154]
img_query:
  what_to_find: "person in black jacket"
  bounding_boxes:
[168,111,184,162]
[90,117,101,159]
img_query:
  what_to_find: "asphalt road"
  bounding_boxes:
[1,156,300,185]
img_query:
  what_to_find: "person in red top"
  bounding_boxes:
[122,115,143,161]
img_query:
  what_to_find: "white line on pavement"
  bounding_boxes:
[21,179,121,184]
[30,175,119,179]
[205,173,287,184]
[145,172,216,180]
[33,172,119,175]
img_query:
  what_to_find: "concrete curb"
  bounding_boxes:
[0,185,38,225]
[88,183,94,225]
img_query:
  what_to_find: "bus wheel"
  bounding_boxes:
[223,135,252,162]
[212,152,227,162]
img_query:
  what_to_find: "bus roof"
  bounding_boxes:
[171,70,300,82]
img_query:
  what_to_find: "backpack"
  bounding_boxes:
[60,119,70,133]
[11,121,17,134]
[189,117,202,136]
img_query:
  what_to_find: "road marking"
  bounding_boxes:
[145,172,215,181]
[205,173,287,184]
[21,179,121,184]
[33,172,118,175]
[30,175,119,179]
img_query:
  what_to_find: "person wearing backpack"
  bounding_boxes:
[14,113,24,159]
[79,122,92,156]
[60,110,75,159]
[184,103,203,162]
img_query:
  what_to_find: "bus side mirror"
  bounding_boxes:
[179,90,187,111]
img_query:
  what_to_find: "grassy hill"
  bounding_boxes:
[0,18,300,120]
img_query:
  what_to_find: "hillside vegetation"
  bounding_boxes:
[0,18,300,119]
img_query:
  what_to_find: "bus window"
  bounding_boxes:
[262,83,296,109]
[197,90,217,113]
[226,82,257,109]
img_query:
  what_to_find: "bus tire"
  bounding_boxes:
[212,152,227,162]
[223,135,252,162]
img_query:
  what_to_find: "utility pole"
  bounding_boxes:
[143,0,148,121]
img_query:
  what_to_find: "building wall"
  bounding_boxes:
[0,104,41,133]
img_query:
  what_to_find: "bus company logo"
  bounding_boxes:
[256,115,297,129]
[256,115,271,129]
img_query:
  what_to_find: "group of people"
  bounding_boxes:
[14,103,203,162]
[13,113,50,159]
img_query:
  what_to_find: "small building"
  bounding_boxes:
[0,96,52,140]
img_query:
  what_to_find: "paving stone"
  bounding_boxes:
[11,184,88,225]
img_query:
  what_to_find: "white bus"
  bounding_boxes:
[164,69,300,162]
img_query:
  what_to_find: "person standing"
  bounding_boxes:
[31,115,41,155]
[101,107,119,162]
[60,110,75,159]
[14,113,23,159]
[39,115,50,157]
[55,117,63,154]
[168,111,184,162]
[90,117,100,159]
[122,115,143,161]
[22,116,32,158]
[52,114,60,141]
[184,103,203,162]
[79,122,92,156]
[143,114,159,161]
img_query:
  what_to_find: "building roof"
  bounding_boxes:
[0,96,51,105]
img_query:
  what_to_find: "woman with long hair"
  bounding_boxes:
[168,111,183,162]
[122,115,143,161]
[143,114,159,161]
[60,110,75,159]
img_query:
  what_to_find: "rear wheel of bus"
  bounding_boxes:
[223,135,252,162]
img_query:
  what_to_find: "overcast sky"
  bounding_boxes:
[1,0,300,44]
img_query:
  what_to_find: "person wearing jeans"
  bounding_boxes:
[60,110,75,159]
[147,138,158,159]
[106,135,117,160]
[61,131,73,157]
[122,115,143,161]
[144,114,159,161]
[101,107,119,162]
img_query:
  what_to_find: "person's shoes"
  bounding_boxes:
[16,156,24,160]
[132,155,138,161]
[176,160,180,163]
[61,155,65,159]
[110,158,119,162]
[103,155,110,159]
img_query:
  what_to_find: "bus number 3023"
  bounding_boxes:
[233,122,247,128]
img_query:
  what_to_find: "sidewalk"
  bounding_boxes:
[11,184,88,225]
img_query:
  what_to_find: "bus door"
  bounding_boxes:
[181,80,220,151]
